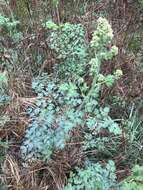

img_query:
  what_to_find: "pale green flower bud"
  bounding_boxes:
[110,46,118,56]
[98,74,105,82]
[114,69,123,78]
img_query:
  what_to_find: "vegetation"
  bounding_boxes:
[0,0,143,190]
[64,160,119,190]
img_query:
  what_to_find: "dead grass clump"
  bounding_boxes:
[2,143,83,190]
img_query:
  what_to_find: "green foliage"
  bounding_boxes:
[0,13,20,39]
[0,95,11,106]
[43,20,59,30]
[0,14,19,31]
[52,0,60,7]
[21,18,121,162]
[122,165,143,190]
[0,72,8,92]
[64,160,119,190]
[0,13,23,46]
[48,22,86,59]
[123,106,143,164]
[0,71,10,106]
[85,107,120,135]
[45,21,87,78]
[21,75,83,161]
[138,0,143,8]
[83,107,121,153]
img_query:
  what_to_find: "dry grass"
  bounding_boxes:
[1,143,83,190]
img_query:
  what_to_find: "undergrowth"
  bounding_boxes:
[21,18,121,164]
[0,0,143,190]
[64,160,119,190]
